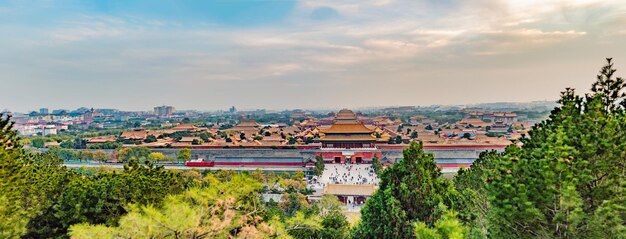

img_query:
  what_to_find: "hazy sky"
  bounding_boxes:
[1,0,626,112]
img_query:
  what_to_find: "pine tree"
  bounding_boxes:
[455,58,626,238]
[352,141,458,238]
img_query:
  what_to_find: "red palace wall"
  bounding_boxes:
[315,151,383,164]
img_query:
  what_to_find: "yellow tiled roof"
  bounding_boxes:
[323,184,376,196]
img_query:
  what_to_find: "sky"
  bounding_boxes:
[1,0,626,112]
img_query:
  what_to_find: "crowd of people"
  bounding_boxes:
[312,163,379,187]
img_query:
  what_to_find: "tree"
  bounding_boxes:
[352,141,458,238]
[191,138,203,145]
[91,150,109,162]
[288,137,297,145]
[0,114,20,152]
[78,150,92,162]
[314,155,325,176]
[454,58,626,238]
[87,141,122,150]
[68,175,287,239]
[196,132,213,142]
[0,115,76,238]
[60,140,75,149]
[117,146,151,162]
[49,159,185,237]
[285,211,322,238]
[292,171,305,180]
[48,147,79,161]
[315,195,343,216]
[414,205,469,239]
[177,148,191,162]
[372,154,383,175]
[320,210,350,239]
[395,135,403,144]
[31,138,45,148]
[143,135,157,143]
[281,193,308,217]
[147,152,167,162]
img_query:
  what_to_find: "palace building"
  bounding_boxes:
[319,109,377,149]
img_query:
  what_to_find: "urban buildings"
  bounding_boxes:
[154,105,176,116]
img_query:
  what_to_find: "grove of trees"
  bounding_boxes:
[352,59,626,238]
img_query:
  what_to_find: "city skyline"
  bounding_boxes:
[2,0,626,112]
[6,99,558,114]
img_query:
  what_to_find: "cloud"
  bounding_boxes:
[1,0,626,111]
[310,7,340,20]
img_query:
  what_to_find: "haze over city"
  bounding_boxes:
[1,0,626,112]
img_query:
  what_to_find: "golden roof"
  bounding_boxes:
[323,184,376,196]
[120,130,147,140]
[320,123,375,134]
[320,135,377,141]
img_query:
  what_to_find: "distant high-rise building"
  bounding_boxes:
[229,106,237,114]
[39,108,49,115]
[83,108,103,121]
[154,105,176,116]
[51,109,67,115]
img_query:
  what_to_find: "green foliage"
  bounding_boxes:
[86,141,122,149]
[0,114,21,152]
[288,137,297,145]
[164,130,191,141]
[177,148,191,161]
[292,171,305,180]
[60,139,75,149]
[196,131,213,142]
[454,58,626,238]
[31,138,45,148]
[0,195,28,238]
[414,205,469,239]
[47,147,79,161]
[117,146,151,162]
[320,210,350,239]
[282,193,308,217]
[34,159,185,237]
[353,141,458,238]
[148,152,168,162]
[315,155,325,176]
[69,174,289,239]
[372,154,383,175]
[143,135,157,143]
[0,117,75,238]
